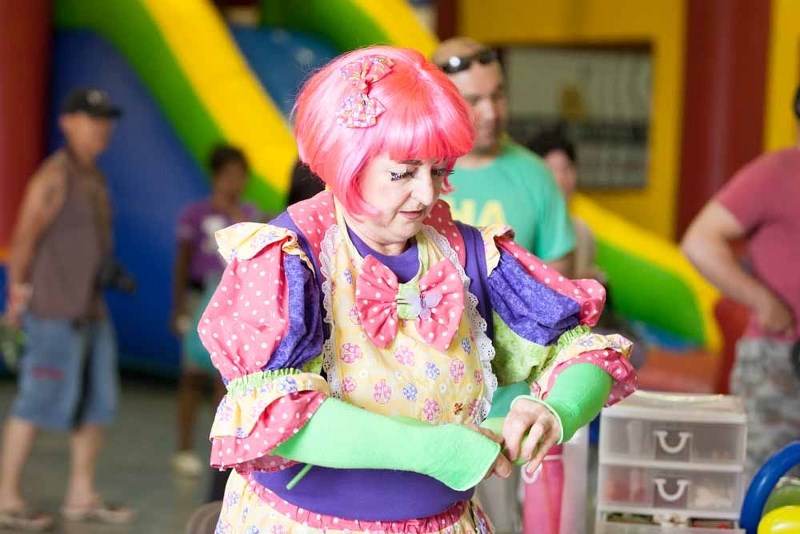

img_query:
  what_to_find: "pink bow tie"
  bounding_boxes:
[355,256,465,351]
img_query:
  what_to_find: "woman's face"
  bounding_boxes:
[347,153,452,253]
[213,161,248,200]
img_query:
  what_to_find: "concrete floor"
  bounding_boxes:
[0,375,215,534]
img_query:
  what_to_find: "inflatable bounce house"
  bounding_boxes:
[0,0,436,374]
[0,0,733,385]
[1,0,791,393]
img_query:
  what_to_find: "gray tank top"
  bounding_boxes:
[29,150,112,320]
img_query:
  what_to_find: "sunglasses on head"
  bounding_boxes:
[437,47,499,74]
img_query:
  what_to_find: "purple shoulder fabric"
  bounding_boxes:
[455,222,494,340]
[488,250,580,345]
[264,254,324,372]
[271,211,327,340]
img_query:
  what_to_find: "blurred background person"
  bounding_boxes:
[431,37,575,276]
[681,86,800,478]
[527,127,597,280]
[171,144,261,477]
[0,88,134,530]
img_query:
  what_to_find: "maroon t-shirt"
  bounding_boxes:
[716,147,800,339]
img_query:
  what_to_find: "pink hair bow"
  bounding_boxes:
[355,255,464,351]
[336,55,394,128]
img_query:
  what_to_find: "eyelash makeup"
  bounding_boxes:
[389,168,454,181]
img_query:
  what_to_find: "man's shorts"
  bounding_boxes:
[11,314,118,431]
[730,337,800,478]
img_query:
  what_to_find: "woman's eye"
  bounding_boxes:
[432,168,454,178]
[390,170,413,181]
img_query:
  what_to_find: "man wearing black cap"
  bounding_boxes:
[0,88,134,529]
[682,87,800,480]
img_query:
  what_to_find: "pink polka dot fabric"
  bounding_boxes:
[211,391,327,473]
[424,200,466,266]
[544,349,637,407]
[198,243,292,382]
[496,237,606,327]
[287,191,337,262]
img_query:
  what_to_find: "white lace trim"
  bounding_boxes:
[319,223,343,400]
[422,225,498,424]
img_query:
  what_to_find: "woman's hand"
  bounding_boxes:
[754,290,795,338]
[465,424,512,480]
[501,399,561,472]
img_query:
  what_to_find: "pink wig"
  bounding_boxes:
[294,46,475,216]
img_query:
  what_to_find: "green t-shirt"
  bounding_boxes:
[445,139,575,261]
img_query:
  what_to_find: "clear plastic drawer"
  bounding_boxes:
[595,513,744,533]
[599,416,746,466]
[597,465,744,515]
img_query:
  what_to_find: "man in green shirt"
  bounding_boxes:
[432,37,577,533]
[432,37,575,276]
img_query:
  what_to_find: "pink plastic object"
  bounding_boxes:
[523,427,588,534]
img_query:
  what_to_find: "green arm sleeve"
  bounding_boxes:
[545,362,612,442]
[481,363,612,449]
[273,398,500,491]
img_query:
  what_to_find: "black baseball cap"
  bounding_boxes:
[60,88,123,118]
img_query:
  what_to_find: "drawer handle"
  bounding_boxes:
[653,430,692,454]
[653,477,690,502]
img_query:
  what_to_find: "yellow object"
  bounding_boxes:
[349,0,438,57]
[459,0,686,239]
[141,0,296,195]
[764,0,800,151]
[758,505,800,534]
[138,0,438,200]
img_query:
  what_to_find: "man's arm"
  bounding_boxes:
[547,251,574,279]
[681,201,793,337]
[4,169,66,326]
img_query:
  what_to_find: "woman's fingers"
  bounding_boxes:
[502,399,562,463]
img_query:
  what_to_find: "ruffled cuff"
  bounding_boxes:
[210,369,330,473]
[531,328,636,407]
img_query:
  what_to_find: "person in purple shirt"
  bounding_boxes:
[171,144,261,477]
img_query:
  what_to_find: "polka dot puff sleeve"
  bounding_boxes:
[200,223,331,473]
[482,225,636,407]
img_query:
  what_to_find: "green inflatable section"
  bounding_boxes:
[54,0,282,212]
[261,0,391,50]
[596,241,707,346]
